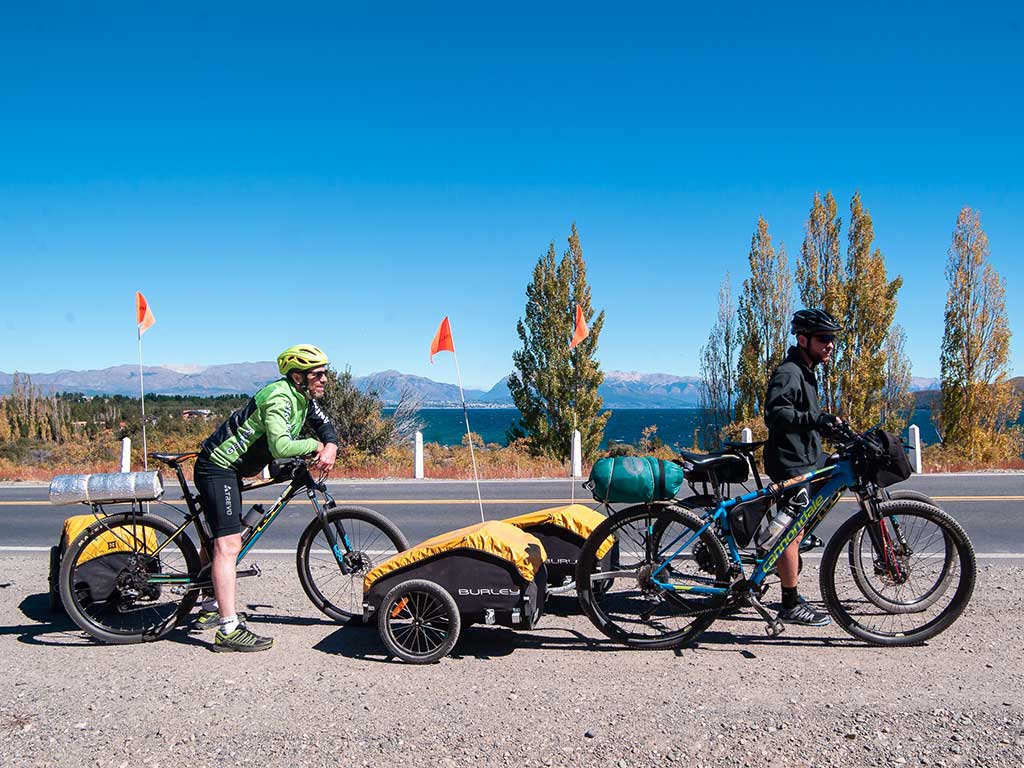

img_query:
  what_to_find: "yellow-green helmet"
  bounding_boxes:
[277,344,329,376]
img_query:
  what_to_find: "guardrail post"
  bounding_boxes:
[908,424,923,474]
[414,431,424,479]
[740,427,753,443]
[571,430,582,478]
[120,437,131,472]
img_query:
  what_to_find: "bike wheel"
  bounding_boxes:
[820,500,976,646]
[378,579,461,663]
[58,512,200,644]
[849,498,957,613]
[296,506,410,624]
[576,504,730,649]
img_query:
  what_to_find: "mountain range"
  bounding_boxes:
[0,363,942,408]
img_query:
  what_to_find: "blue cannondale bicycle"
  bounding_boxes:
[575,424,977,648]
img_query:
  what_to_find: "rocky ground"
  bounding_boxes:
[1,554,1021,768]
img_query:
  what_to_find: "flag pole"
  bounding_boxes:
[450,346,485,523]
[137,328,148,471]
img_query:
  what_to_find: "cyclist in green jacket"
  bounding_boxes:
[764,310,843,627]
[193,344,339,651]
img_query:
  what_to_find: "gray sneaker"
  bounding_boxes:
[213,624,274,652]
[777,598,831,627]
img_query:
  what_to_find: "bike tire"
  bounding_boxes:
[820,500,976,646]
[378,579,461,663]
[296,506,410,624]
[58,512,201,644]
[576,504,730,650]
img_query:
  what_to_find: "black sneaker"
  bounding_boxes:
[777,598,831,627]
[213,624,274,652]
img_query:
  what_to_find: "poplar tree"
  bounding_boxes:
[796,191,845,412]
[508,223,609,460]
[698,274,738,449]
[937,207,1022,460]
[881,323,914,433]
[833,193,903,429]
[736,217,792,419]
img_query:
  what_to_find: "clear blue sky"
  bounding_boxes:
[2,3,1021,389]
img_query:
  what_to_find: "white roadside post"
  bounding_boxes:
[414,431,424,479]
[262,466,271,480]
[120,437,131,472]
[908,424,923,474]
[740,427,753,443]
[571,429,582,478]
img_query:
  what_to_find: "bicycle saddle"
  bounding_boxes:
[149,452,199,466]
[722,440,767,452]
[678,451,749,482]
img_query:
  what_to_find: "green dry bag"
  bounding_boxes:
[587,456,684,504]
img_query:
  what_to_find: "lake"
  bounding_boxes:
[399,408,956,449]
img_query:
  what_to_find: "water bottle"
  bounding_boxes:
[240,504,265,538]
[755,508,793,550]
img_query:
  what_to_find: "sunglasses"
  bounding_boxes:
[814,334,836,344]
[305,370,329,380]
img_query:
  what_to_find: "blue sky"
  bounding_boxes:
[2,3,1021,389]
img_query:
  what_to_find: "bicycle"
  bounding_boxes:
[575,425,976,649]
[58,451,409,644]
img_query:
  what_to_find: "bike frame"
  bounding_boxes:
[112,456,357,590]
[650,456,863,596]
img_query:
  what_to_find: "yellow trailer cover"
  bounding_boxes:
[62,514,159,566]
[503,504,614,559]
[364,520,546,592]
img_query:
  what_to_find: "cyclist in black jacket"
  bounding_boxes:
[764,309,843,626]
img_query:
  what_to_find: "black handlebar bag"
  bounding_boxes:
[865,430,914,487]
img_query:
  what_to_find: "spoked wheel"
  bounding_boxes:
[820,500,976,646]
[378,579,460,663]
[296,506,409,624]
[58,512,201,644]
[576,504,730,649]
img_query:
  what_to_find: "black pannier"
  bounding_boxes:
[726,496,773,548]
[863,430,914,488]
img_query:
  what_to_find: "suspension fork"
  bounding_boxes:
[306,485,356,575]
[859,493,905,581]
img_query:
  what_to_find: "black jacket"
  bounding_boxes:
[764,346,822,481]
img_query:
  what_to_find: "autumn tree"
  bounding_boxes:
[832,193,903,429]
[937,207,1022,460]
[881,323,915,433]
[698,274,738,449]
[736,217,792,419]
[508,223,610,460]
[796,191,845,412]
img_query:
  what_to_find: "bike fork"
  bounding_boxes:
[308,489,355,575]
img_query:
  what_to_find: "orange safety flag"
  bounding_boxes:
[570,304,588,349]
[430,316,455,363]
[136,292,156,336]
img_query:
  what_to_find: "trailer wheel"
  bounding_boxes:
[379,579,460,664]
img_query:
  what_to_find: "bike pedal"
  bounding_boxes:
[765,619,784,637]
[235,562,262,578]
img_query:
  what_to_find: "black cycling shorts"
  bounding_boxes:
[193,456,243,538]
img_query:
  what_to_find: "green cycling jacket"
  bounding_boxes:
[200,378,338,477]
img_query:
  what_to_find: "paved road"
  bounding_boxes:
[2,474,1022,553]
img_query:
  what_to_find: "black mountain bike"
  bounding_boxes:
[58,452,409,644]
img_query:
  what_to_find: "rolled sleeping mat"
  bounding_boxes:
[49,471,164,505]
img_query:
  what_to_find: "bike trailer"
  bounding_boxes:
[587,456,685,504]
[47,513,159,613]
[501,504,614,591]
[363,520,548,663]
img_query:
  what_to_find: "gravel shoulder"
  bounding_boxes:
[1,554,1022,768]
